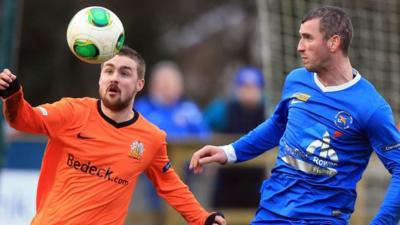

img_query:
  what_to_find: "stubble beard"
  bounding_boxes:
[304,64,316,72]
[101,91,134,112]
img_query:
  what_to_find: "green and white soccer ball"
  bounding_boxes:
[67,6,125,64]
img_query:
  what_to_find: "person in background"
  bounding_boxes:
[203,66,269,210]
[204,66,268,134]
[135,61,210,142]
[134,61,211,220]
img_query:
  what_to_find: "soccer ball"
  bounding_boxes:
[66,6,125,64]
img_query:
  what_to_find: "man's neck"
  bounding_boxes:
[316,57,353,87]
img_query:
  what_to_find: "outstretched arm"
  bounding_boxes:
[189,98,289,174]
[146,142,226,225]
[0,68,37,131]
[0,69,75,136]
[0,69,18,95]
[367,105,400,225]
[189,145,228,174]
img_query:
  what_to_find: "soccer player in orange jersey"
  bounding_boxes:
[0,46,226,225]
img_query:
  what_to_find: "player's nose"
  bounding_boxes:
[297,39,305,52]
[109,71,120,81]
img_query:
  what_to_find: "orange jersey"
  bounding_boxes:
[3,89,209,225]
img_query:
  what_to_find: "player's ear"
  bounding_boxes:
[328,34,341,52]
[136,78,145,92]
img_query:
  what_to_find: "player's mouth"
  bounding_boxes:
[107,84,121,96]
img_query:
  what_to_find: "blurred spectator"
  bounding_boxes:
[135,61,210,142]
[204,66,269,209]
[134,61,211,220]
[204,66,268,134]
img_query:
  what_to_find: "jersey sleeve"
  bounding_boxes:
[231,76,291,163]
[145,141,209,225]
[2,89,74,137]
[366,104,400,224]
[231,100,288,162]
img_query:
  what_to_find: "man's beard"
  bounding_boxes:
[102,95,132,111]
[100,85,135,111]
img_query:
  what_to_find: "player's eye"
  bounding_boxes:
[103,68,113,74]
[120,70,131,77]
[304,34,313,40]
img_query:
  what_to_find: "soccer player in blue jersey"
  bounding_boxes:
[190,5,400,225]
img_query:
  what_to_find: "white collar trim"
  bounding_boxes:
[313,70,361,92]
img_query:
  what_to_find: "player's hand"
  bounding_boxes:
[189,145,228,174]
[0,69,17,90]
[204,212,226,225]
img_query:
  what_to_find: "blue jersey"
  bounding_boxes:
[229,68,400,224]
[135,96,210,142]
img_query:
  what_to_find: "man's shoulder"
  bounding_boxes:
[353,76,386,105]
[136,113,167,139]
[47,97,96,111]
[281,67,313,93]
[286,67,312,81]
[68,97,97,112]
[58,97,96,104]
[356,76,379,92]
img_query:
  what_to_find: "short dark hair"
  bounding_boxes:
[117,46,146,79]
[302,6,353,55]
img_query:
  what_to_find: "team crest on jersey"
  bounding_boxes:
[129,141,144,160]
[292,92,311,102]
[334,111,353,129]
